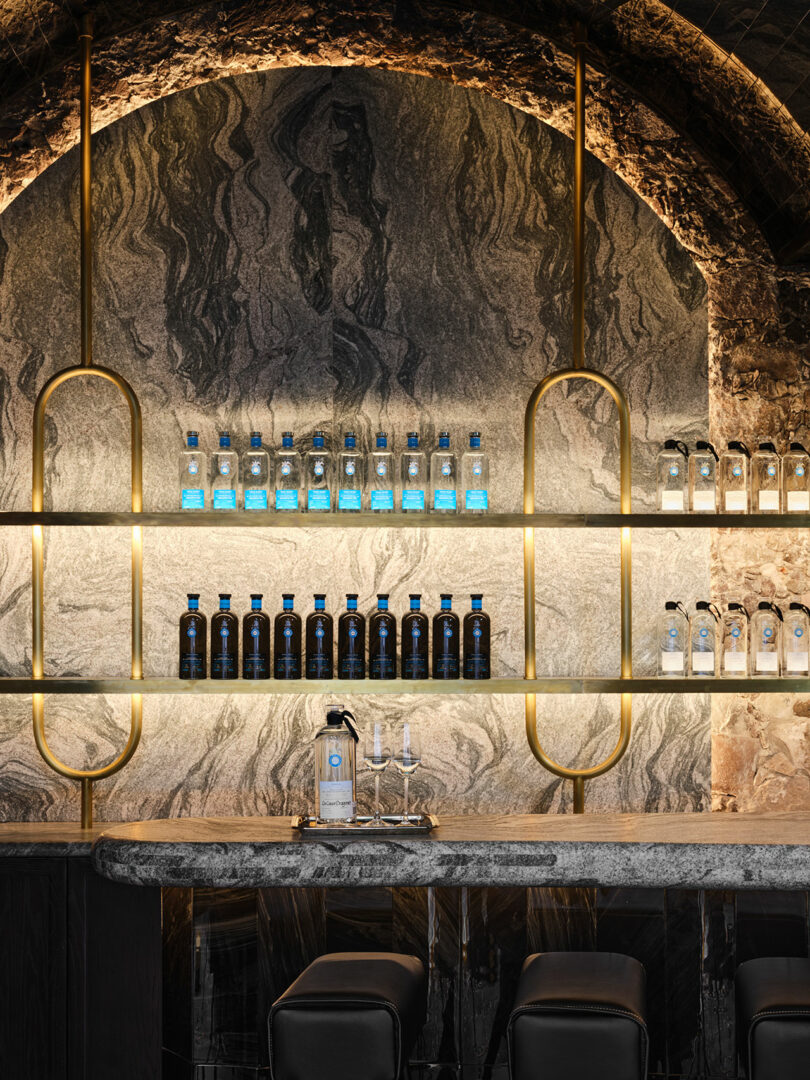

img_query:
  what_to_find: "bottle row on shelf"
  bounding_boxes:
[657,439,810,513]
[179,429,489,514]
[658,599,810,677]
[179,592,491,681]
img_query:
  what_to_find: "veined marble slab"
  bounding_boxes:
[91,812,810,891]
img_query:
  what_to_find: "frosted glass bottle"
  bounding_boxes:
[314,706,358,824]
[431,431,457,513]
[782,442,810,513]
[211,431,239,511]
[719,441,750,513]
[275,431,302,512]
[242,431,271,510]
[306,430,332,513]
[658,601,688,677]
[721,602,749,676]
[369,432,396,512]
[751,601,782,676]
[689,440,718,512]
[783,603,810,675]
[751,442,781,513]
[337,432,364,513]
[656,440,689,511]
[179,430,207,510]
[461,431,489,513]
[400,432,427,512]
[690,601,720,676]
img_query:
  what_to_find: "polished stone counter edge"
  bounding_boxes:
[0,822,108,856]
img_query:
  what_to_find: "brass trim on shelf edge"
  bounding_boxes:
[31,15,143,830]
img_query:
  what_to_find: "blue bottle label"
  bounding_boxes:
[465,489,488,511]
[181,489,204,510]
[338,489,362,511]
[434,489,457,511]
[308,489,331,511]
[275,489,299,511]
[371,489,394,511]
[402,489,425,511]
[244,489,268,510]
[213,489,236,510]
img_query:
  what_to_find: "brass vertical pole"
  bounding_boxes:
[79,14,93,368]
[573,22,587,371]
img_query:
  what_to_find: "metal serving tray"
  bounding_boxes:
[292,814,438,836]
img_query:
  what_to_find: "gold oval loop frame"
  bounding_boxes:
[32,364,144,828]
[523,366,632,813]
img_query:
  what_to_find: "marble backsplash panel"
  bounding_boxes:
[0,67,710,820]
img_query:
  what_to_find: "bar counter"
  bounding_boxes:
[39,811,810,891]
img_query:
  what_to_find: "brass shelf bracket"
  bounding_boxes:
[30,15,144,829]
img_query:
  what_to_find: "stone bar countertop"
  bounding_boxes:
[79,813,810,891]
[0,821,109,856]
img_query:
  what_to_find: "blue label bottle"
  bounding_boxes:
[211,594,238,679]
[179,593,207,679]
[432,594,460,679]
[274,594,302,679]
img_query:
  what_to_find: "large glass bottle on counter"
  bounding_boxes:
[338,594,366,679]
[274,594,302,679]
[211,593,238,679]
[314,706,358,823]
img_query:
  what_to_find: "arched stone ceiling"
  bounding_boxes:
[0,1,809,263]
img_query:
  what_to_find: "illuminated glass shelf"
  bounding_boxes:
[2,511,809,528]
[5,676,810,694]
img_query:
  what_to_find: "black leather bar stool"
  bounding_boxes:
[737,957,810,1080]
[269,951,427,1080]
[507,952,648,1080]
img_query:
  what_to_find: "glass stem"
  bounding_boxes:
[374,772,381,822]
[403,775,410,822]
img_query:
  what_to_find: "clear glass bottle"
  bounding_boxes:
[689,440,718,513]
[657,600,688,677]
[690,601,720,676]
[784,602,810,675]
[211,431,239,511]
[751,601,782,676]
[314,706,358,824]
[782,442,810,513]
[431,431,457,513]
[461,431,489,513]
[337,432,364,513]
[242,431,271,511]
[306,430,332,513]
[179,430,207,510]
[751,441,781,513]
[721,602,749,676]
[719,440,750,513]
[275,431,302,512]
[401,432,427,513]
[656,440,689,511]
[369,431,395,513]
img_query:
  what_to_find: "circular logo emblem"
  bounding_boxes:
[281,461,292,477]
[188,460,199,476]
[315,626,324,639]
[412,626,421,638]
[349,627,358,639]
[767,464,777,477]
[473,463,482,477]
[187,627,196,639]
[251,626,259,639]
[376,462,387,477]
[441,462,451,477]
[444,625,453,638]
[314,460,324,477]
[732,464,742,477]
[796,627,804,638]
[379,626,388,639]
[220,461,230,476]
[473,627,482,638]
[668,627,678,638]
[669,464,679,477]
[284,627,292,639]
[345,461,355,477]
[328,753,342,768]
[250,460,261,476]
[732,626,741,638]
[797,465,806,477]
[699,627,709,638]
[764,627,773,639]
[220,626,229,638]
[408,462,418,478]
[700,463,710,478]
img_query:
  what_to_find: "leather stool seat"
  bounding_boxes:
[269,951,426,1080]
[737,957,810,1080]
[507,952,648,1080]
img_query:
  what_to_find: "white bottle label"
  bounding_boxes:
[788,491,810,512]
[661,490,684,511]
[786,652,809,673]
[758,490,779,511]
[319,780,355,820]
[755,652,779,672]
[691,652,715,673]
[723,652,747,672]
[661,651,684,672]
[725,491,747,512]
[693,490,715,511]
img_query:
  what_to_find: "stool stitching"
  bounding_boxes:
[746,1008,810,1077]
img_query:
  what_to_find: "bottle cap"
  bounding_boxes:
[377,594,389,610]
[440,594,452,610]
[326,706,358,740]
[758,441,778,453]
[346,594,358,611]
[219,431,231,448]
[186,431,199,447]
[409,594,421,610]
[664,439,689,457]
[695,440,719,460]
[790,442,809,453]
[282,431,294,448]
[439,432,450,448]
[250,432,262,447]
[218,593,231,609]
[282,594,294,610]
[250,594,262,610]
[407,432,419,448]
[376,431,388,448]
[728,440,750,457]
[313,431,326,448]
[696,601,710,610]
[665,601,678,611]
[469,432,481,448]
[471,594,483,610]
[344,432,356,448]
[187,593,200,609]
[727,602,748,615]
[314,594,326,610]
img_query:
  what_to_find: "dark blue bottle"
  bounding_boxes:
[401,594,429,679]
[179,593,207,679]
[338,594,366,679]
[211,594,238,679]
[369,594,397,680]
[463,594,490,679]
[274,594,302,679]
[242,594,270,679]
[432,593,459,679]
[306,594,334,679]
